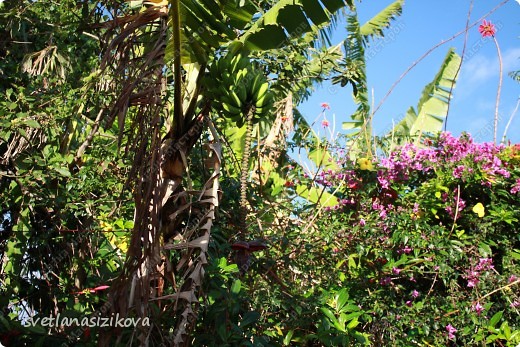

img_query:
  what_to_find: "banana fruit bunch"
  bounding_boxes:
[206,52,274,127]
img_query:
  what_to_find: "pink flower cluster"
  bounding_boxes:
[446,324,457,340]
[464,258,494,288]
[442,188,466,220]
[511,178,520,194]
[472,302,484,315]
[378,133,515,190]
[314,169,360,188]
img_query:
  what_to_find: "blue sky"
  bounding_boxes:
[299,0,520,144]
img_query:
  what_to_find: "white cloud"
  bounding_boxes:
[462,47,520,85]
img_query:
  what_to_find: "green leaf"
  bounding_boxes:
[241,0,350,50]
[231,279,242,294]
[488,311,503,328]
[383,106,417,143]
[244,25,288,50]
[277,5,312,36]
[295,184,338,207]
[223,3,254,30]
[510,249,520,260]
[321,307,340,328]
[342,121,364,130]
[347,317,360,329]
[500,321,511,340]
[321,0,349,13]
[53,167,71,177]
[283,329,294,345]
[222,120,247,174]
[409,48,461,139]
[336,289,349,310]
[307,147,339,171]
[306,135,339,171]
[301,0,330,26]
[478,242,492,257]
[23,119,41,128]
[360,0,404,41]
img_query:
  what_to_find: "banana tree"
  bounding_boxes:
[380,48,461,153]
[334,0,404,157]
[95,0,354,345]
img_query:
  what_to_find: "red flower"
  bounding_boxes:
[320,102,330,110]
[321,120,330,127]
[478,20,496,37]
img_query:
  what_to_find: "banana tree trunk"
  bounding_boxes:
[96,3,220,346]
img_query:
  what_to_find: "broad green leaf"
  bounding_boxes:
[500,321,511,340]
[321,0,351,13]
[222,120,247,175]
[301,0,330,26]
[307,146,339,171]
[295,184,338,207]
[244,25,288,51]
[488,311,503,328]
[53,167,71,177]
[360,0,404,41]
[231,279,242,294]
[277,5,312,36]
[478,242,492,257]
[321,307,336,321]
[241,0,351,50]
[510,249,520,260]
[336,289,349,310]
[385,106,417,140]
[409,48,461,139]
[23,119,41,128]
[346,317,360,329]
[321,307,345,332]
[283,329,294,345]
[342,121,364,130]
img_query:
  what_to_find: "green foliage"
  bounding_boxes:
[2,1,519,346]
[359,0,404,40]
[241,0,353,51]
[407,48,461,140]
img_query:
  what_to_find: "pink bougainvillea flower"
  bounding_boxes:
[511,178,520,194]
[321,119,330,127]
[320,102,330,109]
[398,245,412,254]
[472,302,484,315]
[446,324,457,340]
[478,20,496,37]
[467,278,479,288]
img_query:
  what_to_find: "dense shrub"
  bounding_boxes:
[296,133,520,346]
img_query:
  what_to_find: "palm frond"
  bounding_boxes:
[408,48,461,139]
[239,0,352,51]
[360,0,404,42]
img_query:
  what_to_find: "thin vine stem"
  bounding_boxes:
[371,0,510,119]
[492,35,503,145]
